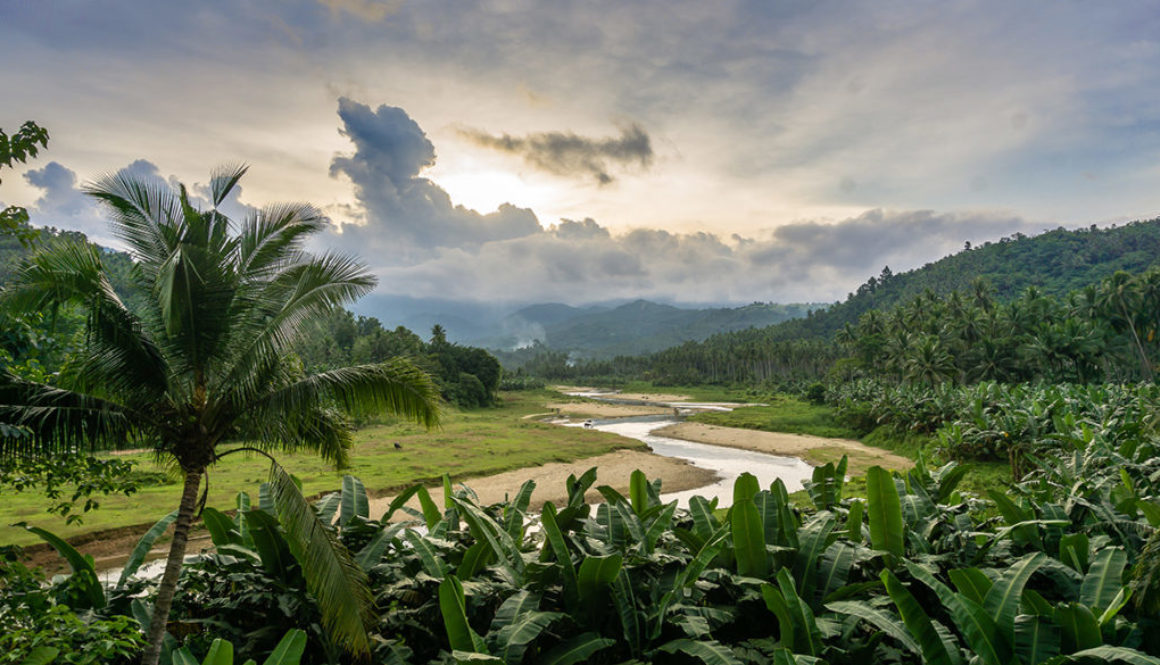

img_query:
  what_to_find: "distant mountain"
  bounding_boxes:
[485,299,820,358]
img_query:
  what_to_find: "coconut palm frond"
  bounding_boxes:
[237,401,352,468]
[254,358,442,430]
[84,171,179,271]
[208,163,248,208]
[211,253,378,397]
[268,460,374,657]
[5,241,170,395]
[236,203,326,279]
[0,374,138,456]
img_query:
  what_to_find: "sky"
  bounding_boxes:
[3,1,1160,307]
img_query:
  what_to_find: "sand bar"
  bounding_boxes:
[367,449,718,519]
[544,401,673,418]
[653,422,912,474]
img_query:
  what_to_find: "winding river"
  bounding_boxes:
[561,392,814,508]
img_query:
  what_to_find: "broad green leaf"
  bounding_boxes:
[793,513,836,602]
[826,600,920,655]
[578,554,622,604]
[505,480,536,540]
[816,542,855,606]
[1055,603,1102,652]
[630,469,648,516]
[439,575,488,653]
[763,584,795,651]
[658,638,743,665]
[200,507,240,548]
[451,652,502,664]
[776,568,822,656]
[846,499,864,541]
[245,509,295,580]
[734,472,760,502]
[906,561,1002,665]
[494,611,564,665]
[1064,646,1160,664]
[1098,587,1133,626]
[355,522,407,570]
[15,522,104,609]
[339,475,368,525]
[171,648,200,665]
[406,528,448,578]
[314,492,341,525]
[1014,614,1059,665]
[983,552,1045,648]
[1136,500,1160,528]
[536,632,614,665]
[988,490,1041,549]
[866,467,905,561]
[1060,533,1090,574]
[643,501,678,553]
[490,591,540,631]
[381,484,426,523]
[731,490,768,578]
[540,503,578,608]
[200,639,233,665]
[612,573,642,656]
[454,496,526,580]
[458,541,494,580]
[949,568,992,606]
[118,509,178,587]
[689,495,721,540]
[262,629,307,665]
[1080,547,1127,612]
[882,569,955,665]
[415,486,443,530]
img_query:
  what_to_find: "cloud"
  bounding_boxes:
[365,209,1046,306]
[317,0,404,22]
[460,124,653,185]
[327,98,543,257]
[22,159,263,249]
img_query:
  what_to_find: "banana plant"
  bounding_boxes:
[170,629,307,665]
[14,508,178,613]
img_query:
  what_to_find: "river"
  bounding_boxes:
[560,392,814,508]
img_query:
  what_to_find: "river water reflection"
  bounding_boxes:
[569,413,814,509]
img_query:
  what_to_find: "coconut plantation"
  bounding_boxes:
[7,3,1160,665]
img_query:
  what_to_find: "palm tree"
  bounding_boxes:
[0,166,441,664]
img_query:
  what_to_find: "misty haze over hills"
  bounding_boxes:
[350,295,823,358]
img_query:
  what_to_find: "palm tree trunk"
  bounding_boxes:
[142,469,202,665]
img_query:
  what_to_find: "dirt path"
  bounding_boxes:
[652,422,913,474]
[367,449,718,519]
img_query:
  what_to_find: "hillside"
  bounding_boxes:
[756,218,1160,343]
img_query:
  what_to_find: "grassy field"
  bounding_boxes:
[607,381,764,403]
[688,395,861,439]
[1,390,641,547]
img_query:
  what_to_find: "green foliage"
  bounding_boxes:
[0,121,50,248]
[0,454,139,523]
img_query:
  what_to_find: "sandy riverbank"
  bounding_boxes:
[367,449,718,519]
[653,422,913,474]
[544,401,674,418]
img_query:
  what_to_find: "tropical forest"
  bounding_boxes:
[6,4,1160,665]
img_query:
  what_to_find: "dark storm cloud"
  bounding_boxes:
[460,124,653,185]
[327,98,542,257]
